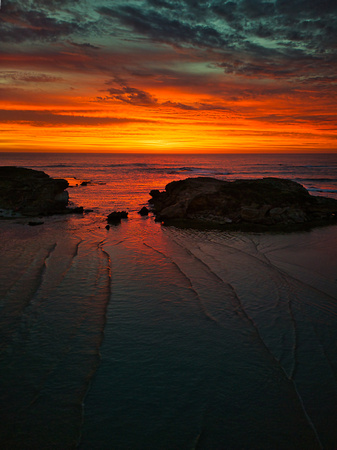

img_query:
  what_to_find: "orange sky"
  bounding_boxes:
[1,1,336,153]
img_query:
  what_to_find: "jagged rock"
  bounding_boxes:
[0,166,74,217]
[107,211,128,224]
[149,177,337,229]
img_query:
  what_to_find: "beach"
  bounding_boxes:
[1,153,337,448]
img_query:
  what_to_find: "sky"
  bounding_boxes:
[0,0,336,153]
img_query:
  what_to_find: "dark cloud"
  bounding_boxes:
[0,109,155,126]
[211,1,239,23]
[105,85,158,107]
[162,101,196,110]
[67,41,101,50]
[93,0,337,86]
[275,0,337,16]
[3,0,337,59]
[3,0,336,82]
[101,78,233,111]
[218,59,295,78]
[146,0,176,9]
[0,3,95,43]
[97,5,226,48]
[32,0,81,6]
[218,50,337,81]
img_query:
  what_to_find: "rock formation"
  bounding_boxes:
[149,177,337,229]
[0,166,81,217]
[107,211,128,224]
[138,206,149,216]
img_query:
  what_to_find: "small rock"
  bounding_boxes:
[105,224,110,230]
[28,221,44,226]
[138,206,149,216]
[107,211,128,223]
[69,207,84,214]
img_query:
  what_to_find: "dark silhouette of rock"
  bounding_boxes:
[28,221,44,226]
[105,224,110,230]
[138,206,149,216]
[0,166,85,217]
[71,207,84,214]
[0,166,72,216]
[149,189,160,201]
[107,211,128,224]
[149,177,337,229]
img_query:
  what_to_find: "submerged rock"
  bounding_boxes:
[107,211,128,224]
[149,177,337,230]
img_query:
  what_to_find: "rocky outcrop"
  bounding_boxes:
[107,211,128,224]
[149,177,337,229]
[0,166,80,217]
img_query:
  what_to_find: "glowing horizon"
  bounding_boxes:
[1,1,336,153]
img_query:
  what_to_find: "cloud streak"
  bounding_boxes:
[0,72,63,83]
[0,109,155,127]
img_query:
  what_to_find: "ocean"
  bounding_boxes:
[1,152,337,449]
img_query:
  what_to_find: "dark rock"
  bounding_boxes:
[149,177,337,230]
[85,209,94,213]
[105,224,110,230]
[28,221,44,226]
[107,211,128,223]
[0,166,74,217]
[138,206,149,216]
[80,181,90,186]
[148,190,161,204]
[68,206,84,214]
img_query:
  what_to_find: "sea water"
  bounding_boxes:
[1,153,337,449]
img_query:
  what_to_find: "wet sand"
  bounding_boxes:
[1,214,337,448]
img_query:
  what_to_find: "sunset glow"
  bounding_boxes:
[1,1,336,153]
